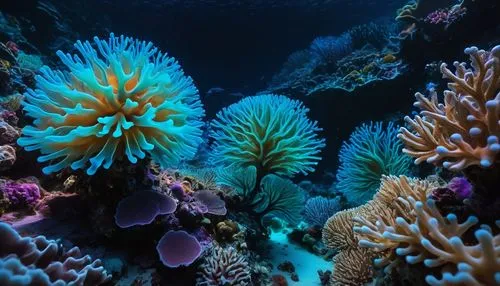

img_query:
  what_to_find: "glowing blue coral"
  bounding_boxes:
[210,94,325,177]
[17,33,205,175]
[336,121,411,205]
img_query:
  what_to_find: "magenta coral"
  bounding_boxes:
[156,230,202,268]
[1,181,41,207]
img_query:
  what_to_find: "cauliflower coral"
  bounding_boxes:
[210,94,325,177]
[17,33,205,175]
[398,45,500,171]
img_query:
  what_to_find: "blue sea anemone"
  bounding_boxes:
[17,33,205,175]
[336,121,411,205]
[210,94,325,178]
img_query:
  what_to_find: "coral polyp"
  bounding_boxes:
[17,33,205,175]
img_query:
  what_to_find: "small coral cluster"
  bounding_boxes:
[17,33,205,175]
[399,46,500,171]
[0,222,111,285]
[196,245,251,286]
[264,20,404,96]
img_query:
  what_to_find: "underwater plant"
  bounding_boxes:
[399,45,500,171]
[216,166,304,225]
[336,121,412,206]
[17,33,205,175]
[304,196,342,227]
[210,94,325,178]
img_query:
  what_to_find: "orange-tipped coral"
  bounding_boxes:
[398,46,500,171]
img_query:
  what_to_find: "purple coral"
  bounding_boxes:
[1,181,41,207]
[170,182,189,201]
[156,230,202,268]
[0,222,111,285]
[430,177,473,203]
[114,191,177,228]
[193,190,227,216]
[446,177,473,200]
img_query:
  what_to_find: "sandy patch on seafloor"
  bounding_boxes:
[268,231,332,285]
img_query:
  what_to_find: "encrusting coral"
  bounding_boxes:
[17,33,205,175]
[0,222,111,285]
[398,45,500,171]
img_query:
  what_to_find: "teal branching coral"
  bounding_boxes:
[210,94,325,178]
[336,121,412,205]
[17,33,205,175]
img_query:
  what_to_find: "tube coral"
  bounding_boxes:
[17,33,205,175]
[210,94,325,177]
[398,45,500,171]
[336,121,412,205]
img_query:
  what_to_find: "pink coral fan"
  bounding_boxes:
[1,180,40,207]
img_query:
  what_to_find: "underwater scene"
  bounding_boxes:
[0,0,499,285]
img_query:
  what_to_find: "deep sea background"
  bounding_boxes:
[0,0,413,181]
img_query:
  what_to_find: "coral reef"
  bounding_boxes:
[196,245,251,286]
[17,33,205,175]
[0,222,111,285]
[336,121,412,206]
[263,19,405,97]
[323,176,439,284]
[210,94,325,178]
[399,45,500,171]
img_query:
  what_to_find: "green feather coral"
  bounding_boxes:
[210,94,325,178]
[17,33,205,175]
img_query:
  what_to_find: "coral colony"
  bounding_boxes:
[0,0,499,285]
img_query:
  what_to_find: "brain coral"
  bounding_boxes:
[336,121,412,206]
[17,33,205,175]
[210,94,325,177]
